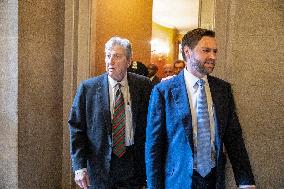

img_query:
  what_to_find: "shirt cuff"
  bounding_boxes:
[239,185,256,188]
[75,168,87,175]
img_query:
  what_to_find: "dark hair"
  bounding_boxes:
[174,60,185,67]
[181,28,215,60]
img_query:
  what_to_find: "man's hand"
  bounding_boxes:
[75,170,90,189]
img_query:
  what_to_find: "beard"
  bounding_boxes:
[188,54,215,76]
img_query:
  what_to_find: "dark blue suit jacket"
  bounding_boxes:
[69,72,152,189]
[145,70,255,189]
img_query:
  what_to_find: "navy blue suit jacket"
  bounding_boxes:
[145,70,255,189]
[69,72,152,189]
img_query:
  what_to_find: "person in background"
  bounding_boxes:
[146,28,255,189]
[174,59,186,74]
[162,63,174,77]
[127,60,149,77]
[69,36,152,189]
[161,60,186,82]
[147,63,160,85]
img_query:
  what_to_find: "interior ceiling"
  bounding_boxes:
[152,0,199,33]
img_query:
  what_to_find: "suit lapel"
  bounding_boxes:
[208,76,225,139]
[127,73,138,131]
[171,72,194,150]
[97,73,112,135]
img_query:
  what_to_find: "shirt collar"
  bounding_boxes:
[108,73,128,89]
[184,67,208,89]
[149,75,155,81]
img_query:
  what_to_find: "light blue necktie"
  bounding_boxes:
[196,79,211,177]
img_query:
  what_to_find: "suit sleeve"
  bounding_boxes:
[223,85,255,186]
[145,86,167,189]
[68,82,89,172]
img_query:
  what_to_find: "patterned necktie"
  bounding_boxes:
[112,83,126,158]
[196,79,211,177]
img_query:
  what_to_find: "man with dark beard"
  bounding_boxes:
[146,28,256,189]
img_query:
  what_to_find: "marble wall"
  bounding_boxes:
[18,0,65,188]
[215,0,284,188]
[0,0,18,188]
[62,1,93,188]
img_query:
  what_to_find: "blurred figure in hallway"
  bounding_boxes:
[147,63,160,85]
[174,59,186,74]
[127,60,149,77]
[163,63,174,78]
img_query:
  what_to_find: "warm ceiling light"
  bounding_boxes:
[151,38,169,55]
